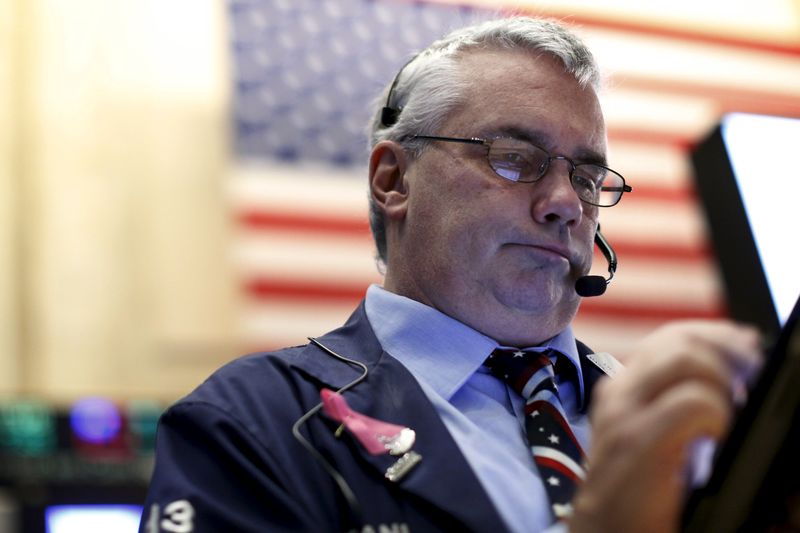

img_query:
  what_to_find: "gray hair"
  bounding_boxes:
[367,16,602,263]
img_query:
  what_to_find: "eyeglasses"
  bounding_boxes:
[410,135,632,207]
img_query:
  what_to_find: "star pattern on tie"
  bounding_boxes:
[485,348,586,522]
[553,503,574,519]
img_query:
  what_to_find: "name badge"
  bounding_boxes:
[586,352,625,378]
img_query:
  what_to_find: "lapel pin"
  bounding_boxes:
[385,451,422,482]
[320,389,417,456]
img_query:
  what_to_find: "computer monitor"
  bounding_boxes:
[46,505,142,533]
[692,113,800,337]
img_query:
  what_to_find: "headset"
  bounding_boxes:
[576,226,617,297]
[381,57,619,297]
[291,337,368,529]
[380,54,417,128]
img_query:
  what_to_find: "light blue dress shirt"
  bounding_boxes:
[364,284,590,533]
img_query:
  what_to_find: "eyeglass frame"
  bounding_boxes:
[408,134,632,207]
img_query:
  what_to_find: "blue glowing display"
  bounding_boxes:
[69,397,122,445]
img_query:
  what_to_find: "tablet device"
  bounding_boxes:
[682,292,800,532]
[692,113,800,337]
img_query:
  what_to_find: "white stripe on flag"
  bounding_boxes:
[521,365,554,399]
[532,446,587,480]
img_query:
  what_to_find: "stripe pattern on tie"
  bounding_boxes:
[486,348,586,520]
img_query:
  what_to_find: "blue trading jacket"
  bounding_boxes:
[140,303,608,533]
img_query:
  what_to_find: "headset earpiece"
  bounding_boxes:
[381,106,400,128]
[379,54,419,128]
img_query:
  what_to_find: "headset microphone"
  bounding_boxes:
[575,225,617,297]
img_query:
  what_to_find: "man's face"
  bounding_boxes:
[380,49,606,346]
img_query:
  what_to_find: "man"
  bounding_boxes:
[140,17,760,533]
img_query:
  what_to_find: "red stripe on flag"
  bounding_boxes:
[244,279,370,302]
[623,186,696,204]
[608,128,696,150]
[511,354,551,392]
[612,241,711,261]
[616,77,800,119]
[534,456,583,484]
[580,299,725,320]
[238,211,372,236]
[495,5,800,58]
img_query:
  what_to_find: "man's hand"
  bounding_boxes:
[568,320,762,533]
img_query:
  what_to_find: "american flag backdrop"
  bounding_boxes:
[227,0,800,357]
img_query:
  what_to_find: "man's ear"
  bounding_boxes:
[369,141,409,221]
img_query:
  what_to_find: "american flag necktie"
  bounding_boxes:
[486,348,587,520]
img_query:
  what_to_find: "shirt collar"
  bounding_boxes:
[364,284,584,404]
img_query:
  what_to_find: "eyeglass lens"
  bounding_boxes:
[486,139,625,207]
